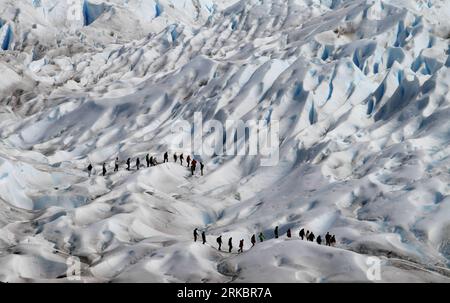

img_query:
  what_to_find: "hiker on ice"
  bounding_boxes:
[102,163,107,176]
[202,231,206,245]
[186,155,191,167]
[191,159,197,176]
[316,235,322,245]
[180,154,184,166]
[126,158,131,171]
[299,228,305,240]
[136,157,140,170]
[193,228,198,242]
[114,157,119,172]
[286,228,292,238]
[149,156,154,166]
[258,232,265,242]
[173,153,178,163]
[228,237,233,253]
[164,152,169,163]
[325,232,331,246]
[200,162,205,176]
[274,226,279,239]
[146,154,151,168]
[238,239,244,253]
[87,163,93,177]
[306,230,310,240]
[251,234,256,247]
[330,235,336,246]
[217,235,223,251]
[308,232,315,242]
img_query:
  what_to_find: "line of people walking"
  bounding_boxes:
[193,226,337,253]
[86,152,205,177]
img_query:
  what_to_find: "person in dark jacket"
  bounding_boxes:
[180,154,184,166]
[228,237,233,253]
[126,158,131,171]
[186,155,191,167]
[308,232,315,242]
[193,228,198,242]
[299,228,305,240]
[217,235,222,251]
[173,153,178,163]
[325,232,331,246]
[87,163,93,177]
[306,230,310,240]
[238,239,244,253]
[330,235,336,246]
[146,154,150,167]
[200,162,205,176]
[102,163,107,176]
[251,234,256,247]
[274,226,279,239]
[317,235,322,245]
[136,157,140,170]
[202,231,206,244]
[287,229,292,238]
[114,157,119,172]
[164,152,169,163]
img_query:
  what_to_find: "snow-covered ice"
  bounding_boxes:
[0,0,449,282]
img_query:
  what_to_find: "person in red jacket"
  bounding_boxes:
[191,159,197,176]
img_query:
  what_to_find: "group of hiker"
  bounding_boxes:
[86,152,205,177]
[293,227,336,246]
[193,226,337,253]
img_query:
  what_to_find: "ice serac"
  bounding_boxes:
[82,1,109,26]
[32,0,41,8]
[155,0,163,18]
[0,24,13,50]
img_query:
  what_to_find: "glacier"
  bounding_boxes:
[0,0,449,282]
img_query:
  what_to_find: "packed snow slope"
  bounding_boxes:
[0,0,449,282]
